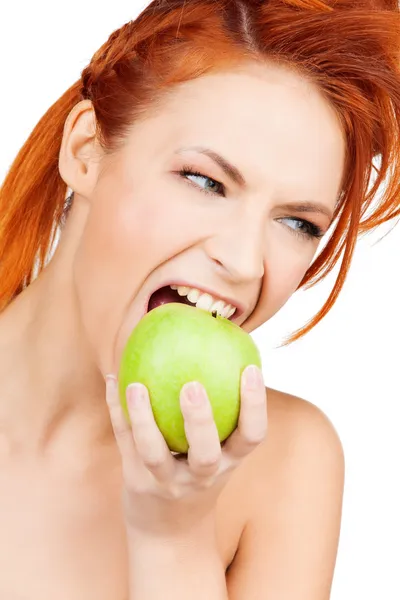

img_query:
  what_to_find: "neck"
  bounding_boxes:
[0,257,115,459]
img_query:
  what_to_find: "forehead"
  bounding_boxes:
[129,61,346,202]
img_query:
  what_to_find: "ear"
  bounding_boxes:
[58,100,102,199]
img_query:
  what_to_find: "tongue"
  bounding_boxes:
[147,286,194,312]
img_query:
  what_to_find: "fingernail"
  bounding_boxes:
[184,382,205,405]
[244,365,263,390]
[127,383,146,407]
[105,374,117,388]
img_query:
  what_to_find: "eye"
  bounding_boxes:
[278,217,324,241]
[179,166,226,196]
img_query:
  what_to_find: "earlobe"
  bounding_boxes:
[58,99,101,200]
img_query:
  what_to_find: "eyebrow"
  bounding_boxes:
[277,202,334,221]
[175,146,334,221]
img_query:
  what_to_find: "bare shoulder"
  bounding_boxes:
[264,385,345,461]
[224,386,345,502]
[218,388,345,600]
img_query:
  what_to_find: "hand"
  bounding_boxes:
[105,365,267,540]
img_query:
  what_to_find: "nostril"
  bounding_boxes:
[211,257,226,274]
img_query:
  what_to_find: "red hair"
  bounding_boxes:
[1,0,399,340]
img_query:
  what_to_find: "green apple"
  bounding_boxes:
[118,302,262,453]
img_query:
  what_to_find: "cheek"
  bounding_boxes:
[72,182,206,371]
[243,236,316,332]
[266,255,309,309]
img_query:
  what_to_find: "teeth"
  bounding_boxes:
[177,286,190,296]
[226,306,236,318]
[210,299,226,315]
[222,304,234,318]
[187,288,201,304]
[169,284,237,319]
[195,293,214,311]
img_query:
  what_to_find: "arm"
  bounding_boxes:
[104,367,267,600]
[226,392,345,599]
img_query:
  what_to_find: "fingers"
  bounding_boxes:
[105,374,136,468]
[180,382,222,480]
[126,383,176,482]
[223,365,267,461]
[107,365,267,499]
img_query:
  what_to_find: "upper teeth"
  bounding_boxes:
[170,285,236,319]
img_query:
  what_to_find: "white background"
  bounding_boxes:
[1,2,399,598]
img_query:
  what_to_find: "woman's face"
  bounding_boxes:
[65,62,345,374]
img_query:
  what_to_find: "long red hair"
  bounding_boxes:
[1,0,399,340]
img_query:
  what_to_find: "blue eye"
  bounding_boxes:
[179,167,225,196]
[177,167,323,242]
[278,217,324,241]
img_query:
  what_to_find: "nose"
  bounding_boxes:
[204,220,265,284]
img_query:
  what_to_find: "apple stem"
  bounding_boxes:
[212,310,217,318]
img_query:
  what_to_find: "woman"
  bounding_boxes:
[0,0,399,598]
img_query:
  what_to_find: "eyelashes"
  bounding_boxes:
[179,165,226,196]
[278,217,324,240]
[177,165,325,241]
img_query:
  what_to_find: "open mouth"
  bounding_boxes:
[146,284,239,321]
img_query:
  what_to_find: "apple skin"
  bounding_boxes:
[118,302,262,453]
